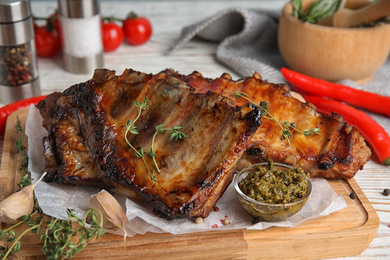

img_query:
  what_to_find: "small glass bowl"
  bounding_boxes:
[234,162,312,222]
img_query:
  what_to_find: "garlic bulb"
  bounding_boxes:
[89,190,128,240]
[0,172,47,224]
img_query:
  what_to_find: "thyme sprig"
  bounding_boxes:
[224,90,320,145]
[286,121,320,136]
[124,98,155,181]
[150,124,187,173]
[125,98,187,182]
[15,117,29,178]
[41,209,106,259]
[0,210,45,259]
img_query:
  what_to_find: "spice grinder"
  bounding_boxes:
[58,0,104,74]
[0,0,40,104]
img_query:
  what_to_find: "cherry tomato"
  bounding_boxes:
[122,13,152,46]
[101,21,124,52]
[34,25,61,58]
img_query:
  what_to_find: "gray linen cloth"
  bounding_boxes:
[167,7,390,147]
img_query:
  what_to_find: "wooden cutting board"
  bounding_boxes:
[0,108,379,260]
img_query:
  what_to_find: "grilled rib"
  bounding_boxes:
[162,69,371,179]
[37,68,262,219]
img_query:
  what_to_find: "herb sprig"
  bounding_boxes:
[15,117,29,179]
[125,98,187,182]
[41,209,105,259]
[124,98,154,181]
[0,208,45,259]
[150,124,187,173]
[224,90,320,145]
[292,0,343,24]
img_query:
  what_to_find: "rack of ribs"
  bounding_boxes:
[162,69,371,179]
[37,68,262,220]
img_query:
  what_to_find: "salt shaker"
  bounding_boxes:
[0,0,40,104]
[58,0,104,74]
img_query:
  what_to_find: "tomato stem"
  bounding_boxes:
[101,15,124,23]
[384,157,390,166]
[128,11,138,20]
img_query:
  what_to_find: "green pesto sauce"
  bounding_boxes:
[238,161,310,204]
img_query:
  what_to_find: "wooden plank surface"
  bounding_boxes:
[0,108,380,259]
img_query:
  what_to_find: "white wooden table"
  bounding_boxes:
[2,0,389,259]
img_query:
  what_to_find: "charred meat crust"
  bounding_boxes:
[161,69,371,180]
[37,68,262,220]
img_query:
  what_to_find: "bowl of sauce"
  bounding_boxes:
[234,161,311,222]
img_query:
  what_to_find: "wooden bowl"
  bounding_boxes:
[278,0,390,84]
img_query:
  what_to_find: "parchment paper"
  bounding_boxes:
[26,105,347,237]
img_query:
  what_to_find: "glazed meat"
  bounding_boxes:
[162,69,371,179]
[37,68,262,219]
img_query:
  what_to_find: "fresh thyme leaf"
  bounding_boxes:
[134,97,148,109]
[303,127,321,136]
[155,124,166,133]
[134,147,145,158]
[150,171,157,183]
[126,118,132,127]
[169,130,187,142]
[17,173,34,190]
[172,125,183,131]
[287,121,321,137]
[259,101,269,117]
[148,148,157,158]
[126,119,139,135]
[234,91,247,98]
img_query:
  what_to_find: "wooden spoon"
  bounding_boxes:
[318,0,390,28]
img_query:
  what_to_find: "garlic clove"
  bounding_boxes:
[0,172,47,224]
[89,189,128,240]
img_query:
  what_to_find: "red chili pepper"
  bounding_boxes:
[281,67,390,117]
[0,95,47,135]
[303,94,390,165]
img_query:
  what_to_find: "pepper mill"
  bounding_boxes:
[0,0,40,104]
[58,0,104,74]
